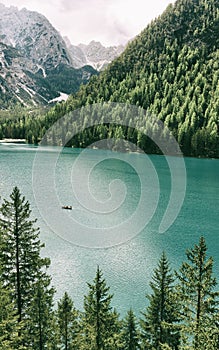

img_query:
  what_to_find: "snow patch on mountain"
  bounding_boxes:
[49,92,69,104]
[0,3,124,107]
[64,38,125,71]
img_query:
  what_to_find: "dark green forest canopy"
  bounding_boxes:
[0,0,219,157]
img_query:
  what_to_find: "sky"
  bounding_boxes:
[0,0,175,46]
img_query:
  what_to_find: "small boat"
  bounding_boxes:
[62,205,72,210]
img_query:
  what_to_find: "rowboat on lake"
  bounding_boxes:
[62,205,72,210]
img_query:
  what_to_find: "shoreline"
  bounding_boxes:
[0,138,26,144]
[0,140,217,160]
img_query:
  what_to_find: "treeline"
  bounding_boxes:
[0,187,219,349]
[1,0,219,157]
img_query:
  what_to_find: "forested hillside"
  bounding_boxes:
[1,0,219,157]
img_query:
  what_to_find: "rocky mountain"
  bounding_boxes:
[0,3,98,107]
[0,3,72,73]
[0,41,55,106]
[64,38,125,71]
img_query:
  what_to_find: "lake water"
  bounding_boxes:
[0,143,218,316]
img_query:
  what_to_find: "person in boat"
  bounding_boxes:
[62,205,72,210]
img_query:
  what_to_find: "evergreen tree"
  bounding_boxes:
[176,237,219,348]
[82,266,122,349]
[0,186,54,347]
[197,316,219,350]
[141,252,180,350]
[57,291,80,350]
[122,309,139,350]
[27,276,56,350]
[0,278,25,349]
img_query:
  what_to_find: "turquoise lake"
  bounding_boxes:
[0,143,218,316]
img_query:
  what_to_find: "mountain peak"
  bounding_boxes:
[0,4,99,107]
[66,39,125,71]
[0,3,72,71]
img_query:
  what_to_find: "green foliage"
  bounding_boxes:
[26,277,56,350]
[82,266,123,349]
[141,253,180,350]
[0,187,55,348]
[44,63,98,95]
[122,309,140,349]
[197,316,219,350]
[57,291,81,349]
[176,237,219,348]
[0,279,25,350]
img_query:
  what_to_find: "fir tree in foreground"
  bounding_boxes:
[57,291,81,349]
[176,237,219,349]
[27,276,56,350]
[141,252,180,350]
[0,187,55,349]
[82,266,123,349]
[122,309,140,349]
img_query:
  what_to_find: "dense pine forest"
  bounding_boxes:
[0,187,218,349]
[0,0,219,157]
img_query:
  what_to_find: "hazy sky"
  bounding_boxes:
[0,0,175,46]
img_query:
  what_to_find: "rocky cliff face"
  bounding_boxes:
[0,3,125,107]
[0,4,98,107]
[0,3,72,74]
[0,41,54,106]
[65,38,125,71]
